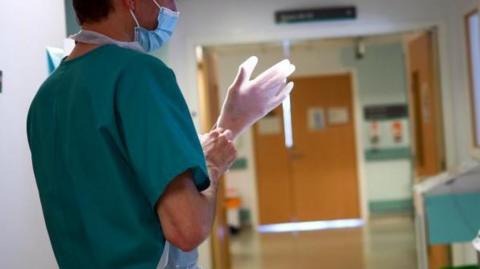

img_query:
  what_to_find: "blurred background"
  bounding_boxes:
[1,0,480,268]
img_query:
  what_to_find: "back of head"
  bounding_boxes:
[73,0,115,25]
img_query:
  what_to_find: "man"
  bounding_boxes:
[27,0,295,268]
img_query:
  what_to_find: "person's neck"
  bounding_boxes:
[66,15,135,61]
[82,16,135,42]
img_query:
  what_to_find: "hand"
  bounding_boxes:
[216,56,295,140]
[200,128,237,184]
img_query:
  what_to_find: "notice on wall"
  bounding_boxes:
[258,116,282,135]
[308,107,326,131]
[391,121,404,144]
[328,107,349,125]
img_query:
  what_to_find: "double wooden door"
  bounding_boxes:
[255,73,361,224]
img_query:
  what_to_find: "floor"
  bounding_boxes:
[230,214,418,269]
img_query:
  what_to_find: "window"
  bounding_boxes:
[466,10,480,147]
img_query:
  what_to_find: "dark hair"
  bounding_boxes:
[73,0,115,25]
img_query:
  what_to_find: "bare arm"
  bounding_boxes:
[155,129,236,251]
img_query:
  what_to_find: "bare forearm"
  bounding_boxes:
[157,172,220,251]
[158,129,235,251]
[197,175,220,237]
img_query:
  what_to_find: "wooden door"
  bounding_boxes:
[407,31,445,178]
[290,74,360,221]
[254,73,360,224]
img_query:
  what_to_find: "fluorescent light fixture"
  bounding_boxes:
[281,39,294,149]
[282,95,294,149]
[282,39,291,58]
[257,219,364,233]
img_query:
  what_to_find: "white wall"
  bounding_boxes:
[170,0,476,266]
[0,1,66,268]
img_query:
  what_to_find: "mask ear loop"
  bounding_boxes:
[129,0,141,27]
[129,10,141,27]
[152,0,162,9]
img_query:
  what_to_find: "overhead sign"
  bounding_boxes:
[275,6,357,24]
[364,104,408,121]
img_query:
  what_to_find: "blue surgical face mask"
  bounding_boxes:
[129,0,179,53]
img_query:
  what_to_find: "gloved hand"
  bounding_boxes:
[216,56,296,140]
[200,128,237,184]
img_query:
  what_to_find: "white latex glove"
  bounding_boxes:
[200,128,237,184]
[216,56,296,140]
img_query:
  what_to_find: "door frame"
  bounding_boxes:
[404,28,450,269]
[404,28,447,180]
[350,68,370,222]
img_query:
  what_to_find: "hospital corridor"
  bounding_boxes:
[1,0,480,269]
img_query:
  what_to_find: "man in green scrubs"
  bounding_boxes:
[27,0,295,268]
[28,0,237,267]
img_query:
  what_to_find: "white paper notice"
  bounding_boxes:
[328,107,349,125]
[308,108,325,131]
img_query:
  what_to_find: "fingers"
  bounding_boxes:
[231,56,259,89]
[205,128,238,178]
[282,82,295,99]
[208,129,233,156]
[276,81,294,97]
[231,66,247,90]
[252,60,295,99]
[270,82,294,107]
[202,128,222,149]
[223,140,238,170]
[210,129,220,138]
[211,128,234,143]
[241,56,258,81]
[253,60,288,84]
[227,146,238,163]
[221,129,234,141]
[204,130,238,177]
[253,59,295,85]
[286,63,296,77]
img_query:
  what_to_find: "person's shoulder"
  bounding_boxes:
[110,46,171,75]
[32,69,63,102]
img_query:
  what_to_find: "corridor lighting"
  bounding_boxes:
[257,219,364,233]
[282,39,294,148]
[282,95,294,148]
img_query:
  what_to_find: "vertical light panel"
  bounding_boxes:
[282,40,294,148]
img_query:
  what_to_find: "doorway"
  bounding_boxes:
[197,27,446,269]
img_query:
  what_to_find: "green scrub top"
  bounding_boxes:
[26,45,210,269]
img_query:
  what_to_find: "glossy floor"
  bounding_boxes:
[230,214,418,269]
